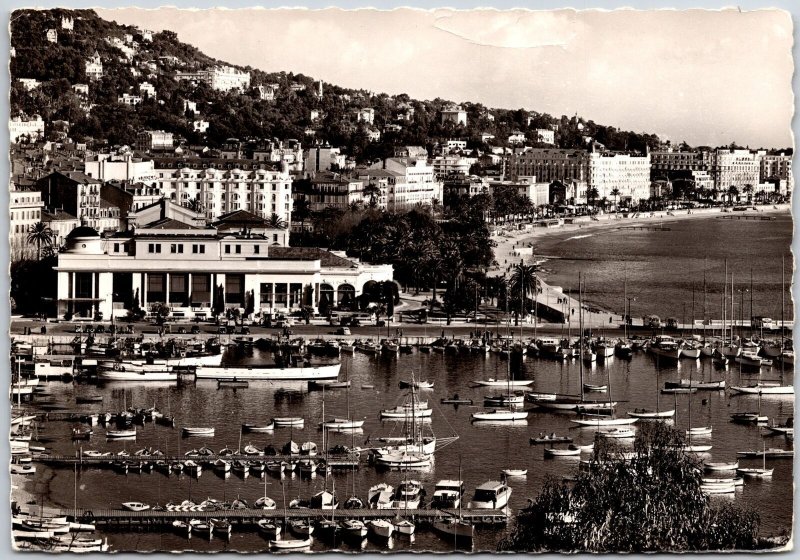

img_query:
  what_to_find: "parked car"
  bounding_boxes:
[335,327,351,336]
[218,326,227,334]
[191,325,201,334]
[95,325,105,334]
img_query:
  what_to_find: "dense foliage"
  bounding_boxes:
[499,423,762,553]
[11,8,678,160]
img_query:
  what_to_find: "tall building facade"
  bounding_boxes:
[152,160,293,226]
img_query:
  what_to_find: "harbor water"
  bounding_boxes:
[23,346,794,552]
[532,212,794,322]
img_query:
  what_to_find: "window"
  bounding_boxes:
[170,243,183,253]
[235,245,241,254]
[273,234,278,243]
[148,243,161,253]
[114,243,120,252]
[253,245,260,254]
[225,245,231,254]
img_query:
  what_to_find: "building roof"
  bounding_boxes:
[43,209,78,221]
[141,217,200,230]
[268,247,357,268]
[66,226,100,239]
[59,170,102,184]
[212,209,270,229]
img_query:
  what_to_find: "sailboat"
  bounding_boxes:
[375,376,458,467]
[532,275,617,413]
[736,441,775,478]
[628,351,675,419]
[472,350,528,421]
[320,362,366,430]
[269,482,311,550]
[678,367,712,452]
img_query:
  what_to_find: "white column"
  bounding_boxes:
[97,272,113,319]
[165,272,170,306]
[188,273,193,307]
[143,272,148,308]
[270,282,276,312]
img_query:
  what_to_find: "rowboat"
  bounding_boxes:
[472,378,534,387]
[679,444,713,453]
[704,461,739,471]
[182,427,215,436]
[544,445,581,457]
[432,518,474,542]
[106,429,137,439]
[701,482,735,494]
[319,418,365,430]
[501,468,528,476]
[257,519,281,539]
[686,426,713,436]
[272,417,304,427]
[269,538,312,550]
[530,433,573,445]
[572,417,638,427]
[398,379,434,390]
[627,408,675,419]
[242,422,275,432]
[703,476,744,486]
[730,412,768,424]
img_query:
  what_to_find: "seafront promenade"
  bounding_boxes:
[488,204,793,329]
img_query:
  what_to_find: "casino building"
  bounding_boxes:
[54,205,393,321]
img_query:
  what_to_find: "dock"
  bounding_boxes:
[56,507,509,527]
[618,225,671,231]
[34,452,361,468]
[718,215,775,221]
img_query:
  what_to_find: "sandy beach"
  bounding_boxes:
[489,204,792,328]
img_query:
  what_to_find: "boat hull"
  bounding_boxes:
[196,363,340,380]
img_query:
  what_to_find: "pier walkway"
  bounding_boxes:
[56,507,509,527]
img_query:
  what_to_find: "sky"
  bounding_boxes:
[95,7,794,149]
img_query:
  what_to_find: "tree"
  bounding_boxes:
[362,182,381,208]
[150,302,170,325]
[499,422,761,553]
[292,196,312,235]
[267,213,288,229]
[610,187,621,213]
[587,187,600,210]
[27,221,54,260]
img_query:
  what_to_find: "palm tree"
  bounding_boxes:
[610,187,621,214]
[742,184,754,203]
[362,183,381,209]
[587,187,600,211]
[510,262,540,324]
[27,222,54,260]
[727,186,740,205]
[267,213,288,229]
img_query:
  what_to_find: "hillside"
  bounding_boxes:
[10,8,663,160]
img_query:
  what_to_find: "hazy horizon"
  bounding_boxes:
[95,7,794,149]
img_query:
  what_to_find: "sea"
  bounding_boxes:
[530,212,794,322]
[22,347,794,553]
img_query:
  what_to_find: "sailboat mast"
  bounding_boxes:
[750,267,754,338]
[578,273,584,401]
[702,263,707,341]
[519,259,524,341]
[723,259,727,342]
[623,269,628,340]
[533,255,538,341]
[781,255,785,378]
